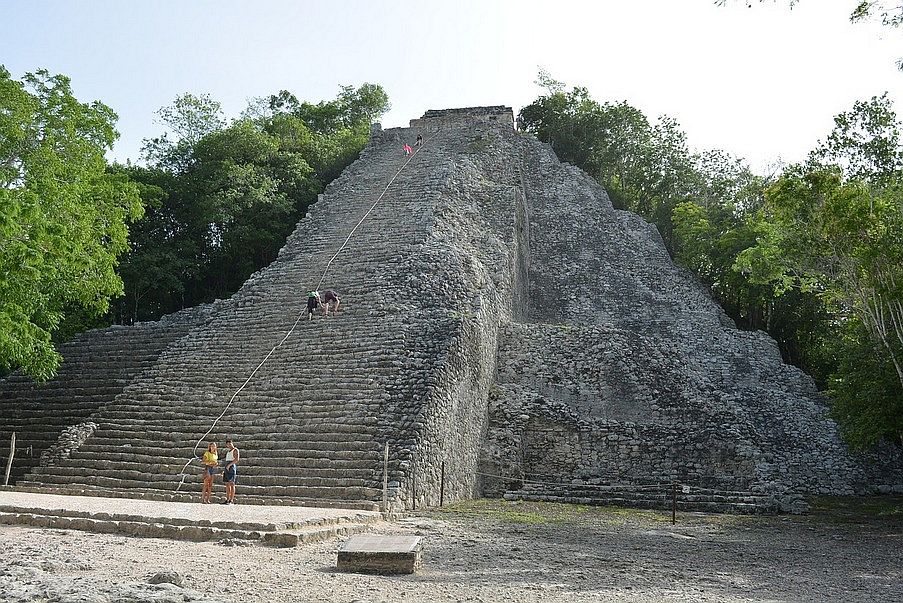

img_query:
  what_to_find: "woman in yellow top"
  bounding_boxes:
[201,442,218,503]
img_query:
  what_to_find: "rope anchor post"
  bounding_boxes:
[382,442,389,513]
[3,432,15,486]
[671,482,677,525]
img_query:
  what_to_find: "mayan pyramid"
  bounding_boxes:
[2,107,900,512]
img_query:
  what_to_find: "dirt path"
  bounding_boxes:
[2,498,901,602]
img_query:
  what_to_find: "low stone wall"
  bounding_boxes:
[482,385,761,495]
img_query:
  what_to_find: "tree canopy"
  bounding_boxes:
[736,96,903,446]
[0,66,143,379]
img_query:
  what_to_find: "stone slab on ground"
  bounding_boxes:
[337,534,422,574]
[0,490,382,546]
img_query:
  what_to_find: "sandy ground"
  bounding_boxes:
[1,498,901,603]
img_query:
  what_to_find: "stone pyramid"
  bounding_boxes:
[1,107,899,512]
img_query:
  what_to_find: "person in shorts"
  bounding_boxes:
[322,289,340,317]
[201,442,218,504]
[221,438,239,505]
[306,291,320,320]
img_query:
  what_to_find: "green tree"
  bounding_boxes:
[812,93,903,185]
[141,93,225,172]
[0,67,143,379]
[738,168,903,446]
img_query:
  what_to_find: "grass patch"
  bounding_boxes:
[423,498,675,525]
[466,136,492,154]
[807,495,903,524]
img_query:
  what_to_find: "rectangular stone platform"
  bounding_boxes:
[0,490,381,546]
[337,534,422,574]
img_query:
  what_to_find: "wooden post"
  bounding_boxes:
[412,457,417,512]
[439,461,446,507]
[671,482,677,525]
[3,432,15,487]
[382,442,389,513]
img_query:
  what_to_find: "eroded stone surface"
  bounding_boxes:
[338,535,422,574]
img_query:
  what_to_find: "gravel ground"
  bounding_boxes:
[1,498,901,603]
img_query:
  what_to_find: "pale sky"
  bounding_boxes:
[2,0,901,172]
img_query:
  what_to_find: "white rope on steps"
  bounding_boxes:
[176,130,440,492]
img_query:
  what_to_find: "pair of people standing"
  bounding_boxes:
[201,438,239,504]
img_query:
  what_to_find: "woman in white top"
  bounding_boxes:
[221,438,240,505]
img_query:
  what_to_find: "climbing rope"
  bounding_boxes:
[176,130,439,491]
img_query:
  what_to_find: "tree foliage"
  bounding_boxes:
[519,81,742,250]
[671,92,903,447]
[738,167,903,446]
[0,66,143,379]
[675,97,903,447]
[115,83,389,322]
[141,93,226,172]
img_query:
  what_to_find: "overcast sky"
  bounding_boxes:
[2,0,901,171]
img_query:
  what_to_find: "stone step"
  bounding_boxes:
[2,484,381,511]
[52,459,382,478]
[0,503,370,533]
[28,466,381,489]
[63,446,384,464]
[80,420,383,438]
[0,502,380,546]
[75,428,382,447]
[20,475,384,499]
[104,398,392,411]
[59,459,385,478]
[84,420,386,436]
[503,486,778,514]
[71,439,382,456]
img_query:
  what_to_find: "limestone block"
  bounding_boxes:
[337,535,422,574]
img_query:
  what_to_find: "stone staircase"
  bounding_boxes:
[11,124,475,508]
[504,483,781,515]
[0,306,212,483]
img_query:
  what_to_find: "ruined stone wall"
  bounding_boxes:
[482,132,903,501]
[382,113,528,508]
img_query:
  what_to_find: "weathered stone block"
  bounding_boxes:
[337,535,422,574]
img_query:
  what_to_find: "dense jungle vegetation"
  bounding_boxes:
[1,63,900,449]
